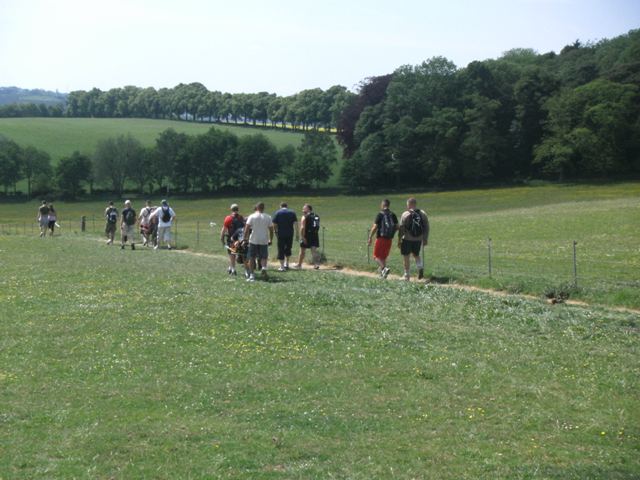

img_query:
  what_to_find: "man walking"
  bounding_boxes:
[243,202,274,282]
[221,203,245,275]
[368,199,398,278]
[272,202,298,271]
[398,197,429,281]
[294,204,320,270]
[151,199,176,250]
[104,201,118,245]
[37,200,49,237]
[120,200,137,250]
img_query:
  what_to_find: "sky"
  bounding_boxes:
[0,0,638,95]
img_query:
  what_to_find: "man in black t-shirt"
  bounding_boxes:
[294,204,320,270]
[120,200,137,250]
[367,199,398,278]
[272,202,298,271]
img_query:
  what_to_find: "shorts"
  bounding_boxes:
[39,217,48,228]
[122,224,135,241]
[248,243,269,260]
[105,222,116,234]
[48,220,56,230]
[401,239,422,256]
[157,226,172,243]
[277,235,293,259]
[373,237,392,260]
[301,233,319,249]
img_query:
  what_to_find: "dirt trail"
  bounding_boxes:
[171,248,640,316]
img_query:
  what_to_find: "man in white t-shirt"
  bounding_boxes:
[243,202,273,282]
[150,199,176,250]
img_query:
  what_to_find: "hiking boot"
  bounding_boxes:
[314,265,320,270]
[403,273,410,281]
[418,268,424,280]
[382,267,390,279]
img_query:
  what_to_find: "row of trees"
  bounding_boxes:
[338,30,640,188]
[0,103,65,118]
[0,128,337,198]
[62,84,355,131]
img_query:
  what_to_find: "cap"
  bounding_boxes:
[230,203,239,211]
[161,199,168,205]
[124,199,131,205]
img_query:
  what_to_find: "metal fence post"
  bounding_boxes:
[488,237,493,277]
[81,216,86,232]
[573,240,578,288]
[322,226,326,255]
[174,219,178,249]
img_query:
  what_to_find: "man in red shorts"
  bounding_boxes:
[367,199,398,279]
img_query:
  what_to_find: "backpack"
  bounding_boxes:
[405,210,424,237]
[124,209,136,226]
[230,214,244,234]
[161,207,172,223]
[106,207,118,224]
[378,210,397,239]
[307,213,320,233]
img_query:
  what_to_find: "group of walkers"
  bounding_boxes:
[221,197,429,282]
[220,202,322,282]
[36,195,429,282]
[104,199,176,250]
[37,200,58,237]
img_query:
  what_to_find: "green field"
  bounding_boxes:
[1,229,638,478]
[2,182,639,309]
[0,117,304,162]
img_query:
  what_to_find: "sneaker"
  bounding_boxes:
[227,267,232,275]
[106,239,112,245]
[292,264,301,270]
[244,271,250,279]
[418,268,424,280]
[284,263,289,270]
[168,245,172,250]
[403,273,410,281]
[121,244,125,250]
[382,267,390,279]
[131,244,135,250]
[154,245,159,250]
[278,266,286,272]
[247,274,255,282]
[231,269,237,276]
[314,265,320,270]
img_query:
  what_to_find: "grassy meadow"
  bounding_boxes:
[1,231,638,478]
[0,117,304,162]
[2,182,639,308]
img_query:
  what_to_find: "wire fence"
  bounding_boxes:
[2,217,638,292]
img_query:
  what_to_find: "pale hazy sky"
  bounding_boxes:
[1,0,638,95]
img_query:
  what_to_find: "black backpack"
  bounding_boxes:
[307,213,320,233]
[106,207,118,224]
[161,207,172,223]
[378,210,397,239]
[405,210,424,237]
[124,209,136,226]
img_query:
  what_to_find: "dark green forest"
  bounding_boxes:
[339,30,640,187]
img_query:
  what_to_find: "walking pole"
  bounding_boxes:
[367,228,370,264]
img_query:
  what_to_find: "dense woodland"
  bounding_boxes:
[0,29,639,196]
[338,30,640,188]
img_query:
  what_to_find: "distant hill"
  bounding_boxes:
[0,87,67,106]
